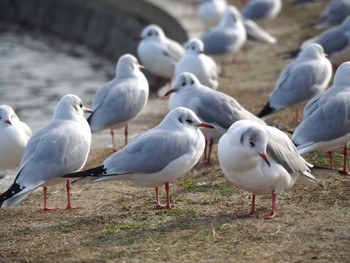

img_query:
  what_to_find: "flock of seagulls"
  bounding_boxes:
[0,0,349,219]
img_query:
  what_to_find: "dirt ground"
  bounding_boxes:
[1,0,350,262]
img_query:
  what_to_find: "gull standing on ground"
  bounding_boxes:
[0,94,92,210]
[315,0,350,29]
[201,5,247,62]
[135,24,184,93]
[0,105,32,170]
[174,38,219,90]
[298,16,350,68]
[165,72,265,164]
[218,120,320,219]
[63,107,214,209]
[258,43,332,121]
[87,54,149,152]
[292,62,350,174]
[241,0,282,22]
[197,0,228,31]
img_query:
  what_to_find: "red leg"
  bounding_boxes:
[328,151,333,169]
[124,125,128,146]
[42,186,57,211]
[249,194,257,215]
[111,129,116,152]
[295,110,301,123]
[342,145,348,175]
[65,180,79,209]
[165,182,173,209]
[203,140,208,161]
[207,138,214,164]
[261,193,276,219]
[155,187,165,208]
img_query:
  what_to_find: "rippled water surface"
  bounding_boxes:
[0,31,112,132]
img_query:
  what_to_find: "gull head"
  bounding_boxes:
[334,61,350,87]
[299,43,326,60]
[116,54,144,77]
[53,94,92,120]
[219,5,242,28]
[139,24,166,42]
[165,72,201,96]
[0,105,19,127]
[184,38,205,55]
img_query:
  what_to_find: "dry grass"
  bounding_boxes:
[1,0,350,262]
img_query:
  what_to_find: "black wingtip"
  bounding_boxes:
[257,103,276,118]
[62,165,106,179]
[277,49,300,59]
[0,183,23,208]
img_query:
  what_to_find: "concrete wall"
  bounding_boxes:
[0,0,188,91]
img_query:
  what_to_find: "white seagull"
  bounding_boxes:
[292,62,350,174]
[0,105,32,170]
[197,0,228,31]
[243,18,277,46]
[315,0,350,29]
[258,43,332,120]
[87,54,149,151]
[135,24,184,89]
[0,94,92,210]
[63,107,214,209]
[201,5,247,62]
[165,72,265,164]
[218,120,320,219]
[174,38,219,90]
[300,16,350,68]
[241,0,282,22]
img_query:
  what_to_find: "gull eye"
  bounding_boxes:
[186,119,193,124]
[147,31,153,37]
[249,141,255,148]
[79,102,83,108]
[181,82,186,86]
[190,80,194,85]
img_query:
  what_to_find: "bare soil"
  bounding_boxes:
[1,1,350,262]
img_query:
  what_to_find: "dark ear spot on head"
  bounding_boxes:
[191,79,194,85]
[240,134,244,145]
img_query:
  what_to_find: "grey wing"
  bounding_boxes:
[293,92,350,145]
[90,79,147,130]
[317,29,349,54]
[319,1,350,26]
[265,126,310,173]
[103,129,197,174]
[91,79,117,111]
[201,29,237,55]
[242,2,271,20]
[16,121,90,188]
[269,62,328,109]
[195,90,261,129]
[165,39,184,62]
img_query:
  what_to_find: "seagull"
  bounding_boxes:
[63,107,214,209]
[0,105,32,170]
[241,0,282,22]
[315,0,350,29]
[87,54,149,152]
[174,38,219,90]
[0,94,92,210]
[135,24,184,93]
[165,72,265,164]
[298,16,350,68]
[218,119,320,219]
[201,5,247,62]
[292,62,350,174]
[197,0,228,31]
[258,43,332,121]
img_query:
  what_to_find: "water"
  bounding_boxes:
[0,30,113,132]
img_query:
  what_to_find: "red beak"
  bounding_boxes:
[197,123,214,129]
[5,119,11,125]
[199,50,205,54]
[134,36,143,41]
[164,88,177,97]
[139,65,145,71]
[259,153,271,167]
[83,107,93,114]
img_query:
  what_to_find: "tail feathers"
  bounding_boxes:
[298,171,323,187]
[62,165,106,179]
[257,103,276,118]
[0,182,28,208]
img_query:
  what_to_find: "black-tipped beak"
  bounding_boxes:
[5,119,11,125]
[197,123,214,129]
[83,107,93,114]
[164,88,177,97]
[259,153,270,167]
